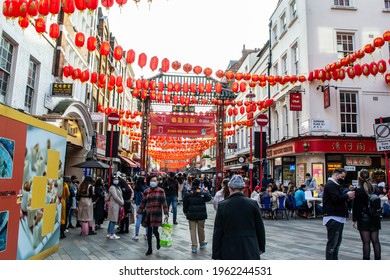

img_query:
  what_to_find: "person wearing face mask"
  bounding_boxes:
[137,175,169,256]
[323,168,355,260]
[106,172,124,240]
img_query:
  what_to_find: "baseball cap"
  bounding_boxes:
[71,175,78,181]
[378,182,385,188]
[228,175,245,189]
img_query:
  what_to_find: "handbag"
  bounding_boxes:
[118,207,125,222]
[160,223,173,247]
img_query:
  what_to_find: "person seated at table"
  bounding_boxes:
[271,185,287,211]
[250,186,261,201]
[315,184,324,198]
[295,184,311,218]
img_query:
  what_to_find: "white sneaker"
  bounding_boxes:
[144,234,147,240]
[106,234,111,238]
[132,234,139,240]
[110,234,120,240]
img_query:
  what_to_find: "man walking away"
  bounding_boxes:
[162,172,179,224]
[323,168,355,260]
[212,174,266,260]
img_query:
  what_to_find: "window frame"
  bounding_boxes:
[334,0,351,7]
[336,32,355,59]
[385,0,390,9]
[24,58,38,113]
[339,90,358,134]
[0,36,14,102]
[291,42,299,75]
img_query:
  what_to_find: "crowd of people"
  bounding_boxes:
[58,169,389,260]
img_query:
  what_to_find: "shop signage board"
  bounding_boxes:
[373,122,390,151]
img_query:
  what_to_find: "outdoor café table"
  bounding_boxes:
[306,197,322,218]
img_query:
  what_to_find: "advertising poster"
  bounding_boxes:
[0,104,67,260]
[312,163,324,185]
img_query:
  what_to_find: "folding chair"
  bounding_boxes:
[261,196,274,219]
[274,196,289,220]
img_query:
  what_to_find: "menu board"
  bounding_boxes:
[296,163,306,187]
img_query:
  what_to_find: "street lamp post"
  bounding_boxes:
[246,89,256,193]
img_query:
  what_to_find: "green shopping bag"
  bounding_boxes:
[160,223,173,247]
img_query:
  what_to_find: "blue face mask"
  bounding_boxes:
[150,181,158,188]
[113,179,119,185]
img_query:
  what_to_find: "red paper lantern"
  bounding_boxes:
[346,66,355,79]
[183,63,192,73]
[125,49,135,64]
[35,17,46,34]
[235,72,243,81]
[167,82,173,92]
[172,61,181,71]
[149,56,159,71]
[86,36,96,51]
[18,16,29,29]
[338,68,346,81]
[355,49,365,60]
[193,66,202,75]
[239,82,246,93]
[38,0,49,16]
[126,77,133,88]
[182,82,189,93]
[373,37,385,49]
[369,62,378,76]
[74,0,86,11]
[198,83,205,94]
[138,53,147,68]
[243,73,251,81]
[215,69,224,79]
[205,83,212,93]
[80,70,90,83]
[86,0,98,11]
[100,41,110,56]
[215,82,222,93]
[115,0,127,7]
[19,0,28,17]
[116,76,123,87]
[363,44,375,55]
[62,0,75,14]
[232,82,239,93]
[63,65,73,78]
[161,58,170,72]
[3,0,11,18]
[203,67,212,77]
[149,80,156,90]
[174,82,181,93]
[225,71,234,80]
[75,32,85,48]
[27,0,38,16]
[101,0,114,9]
[383,30,390,42]
[48,23,60,40]
[99,73,106,84]
[361,63,370,77]
[385,73,390,85]
[90,72,98,84]
[158,81,164,91]
[114,45,123,61]
[354,64,362,77]
[239,106,245,115]
[190,83,197,93]
[377,59,387,74]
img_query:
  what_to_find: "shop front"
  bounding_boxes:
[266,135,383,187]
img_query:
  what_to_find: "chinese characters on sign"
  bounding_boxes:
[171,105,196,113]
[51,83,73,96]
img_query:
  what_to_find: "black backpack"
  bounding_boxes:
[367,193,381,217]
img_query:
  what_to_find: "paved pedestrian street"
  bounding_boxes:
[47,202,390,260]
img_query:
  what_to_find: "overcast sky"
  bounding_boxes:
[105,0,278,78]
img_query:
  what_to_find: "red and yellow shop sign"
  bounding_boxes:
[345,157,372,166]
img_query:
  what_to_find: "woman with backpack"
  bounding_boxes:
[352,169,381,260]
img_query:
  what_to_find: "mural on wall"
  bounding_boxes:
[0,138,14,179]
[18,125,66,260]
[0,104,67,260]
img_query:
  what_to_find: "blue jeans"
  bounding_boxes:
[107,221,116,235]
[325,219,344,260]
[135,205,142,235]
[166,196,178,221]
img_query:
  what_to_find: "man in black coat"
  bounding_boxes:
[323,168,355,260]
[183,178,212,253]
[212,174,266,260]
[162,172,179,224]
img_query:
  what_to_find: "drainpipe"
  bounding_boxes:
[267,20,272,145]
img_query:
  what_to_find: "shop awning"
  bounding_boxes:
[118,154,138,168]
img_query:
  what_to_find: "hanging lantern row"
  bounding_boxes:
[96,105,143,118]
[2,0,153,19]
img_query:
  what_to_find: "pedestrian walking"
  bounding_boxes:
[323,168,355,260]
[132,176,148,240]
[213,178,229,211]
[183,178,212,253]
[77,176,96,236]
[162,172,179,224]
[212,174,266,260]
[352,169,381,260]
[106,172,124,240]
[137,174,169,256]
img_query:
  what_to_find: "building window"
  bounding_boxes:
[334,0,351,6]
[290,0,297,19]
[24,59,38,113]
[0,36,13,103]
[273,63,279,91]
[386,0,390,9]
[280,13,287,33]
[340,91,358,134]
[282,54,288,76]
[336,32,354,59]
[275,112,280,142]
[272,24,278,43]
[292,43,299,74]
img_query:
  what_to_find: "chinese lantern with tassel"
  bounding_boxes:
[35,17,46,34]
[193,66,202,75]
[385,73,390,85]
[183,63,192,73]
[86,0,98,12]
[172,61,181,71]
[18,16,29,29]
[113,45,123,61]
[100,41,110,56]
[27,0,38,16]
[75,32,85,48]
[373,37,385,49]
[149,56,159,71]
[62,0,75,14]
[126,49,135,64]
[161,58,170,72]
[86,36,96,51]
[138,53,147,68]
[101,0,114,9]
[377,59,387,74]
